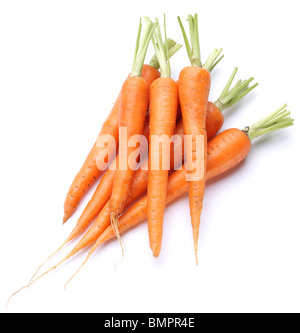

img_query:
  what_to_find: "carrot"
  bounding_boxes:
[63,62,160,223]
[144,16,179,257]
[177,14,219,263]
[64,40,182,239]
[26,65,257,290]
[12,105,291,298]
[108,18,157,252]
[77,48,224,245]
[66,119,150,245]
[71,67,256,258]
[27,42,184,284]
[28,66,257,285]
[8,105,292,300]
[172,68,258,170]
[61,38,171,224]
[82,66,256,242]
[70,48,222,246]
[113,105,294,240]
[62,104,293,284]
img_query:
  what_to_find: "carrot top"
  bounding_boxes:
[131,18,157,77]
[243,104,294,141]
[148,38,182,70]
[146,14,179,77]
[178,14,202,67]
[178,14,223,71]
[214,67,259,112]
[202,48,224,72]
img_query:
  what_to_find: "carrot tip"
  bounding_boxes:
[193,232,199,265]
[152,252,159,259]
[62,215,68,224]
[150,243,161,258]
[194,247,199,266]
[6,282,31,310]
[110,213,126,258]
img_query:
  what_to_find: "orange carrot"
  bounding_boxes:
[146,16,179,257]
[75,65,256,245]
[177,14,216,263]
[64,105,293,282]
[73,68,257,258]
[108,19,157,250]
[118,106,293,239]
[63,40,183,233]
[68,118,150,243]
[27,42,184,284]
[29,68,257,283]
[63,63,160,223]
[19,105,292,292]
[62,45,166,224]
[71,68,258,246]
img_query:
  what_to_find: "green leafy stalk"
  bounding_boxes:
[131,18,157,77]
[163,14,170,76]
[148,38,182,70]
[146,15,174,77]
[243,104,294,141]
[178,14,202,67]
[203,48,224,72]
[214,67,258,112]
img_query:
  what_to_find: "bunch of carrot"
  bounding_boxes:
[8,14,294,302]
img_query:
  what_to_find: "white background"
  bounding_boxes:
[1,0,299,313]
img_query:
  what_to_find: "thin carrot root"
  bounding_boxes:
[8,242,69,307]
[29,256,69,287]
[110,213,125,259]
[194,242,198,266]
[193,230,199,266]
[64,255,90,290]
[29,239,69,283]
[6,283,31,310]
[7,252,72,308]
[64,235,104,288]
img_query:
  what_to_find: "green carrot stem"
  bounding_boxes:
[131,18,157,77]
[148,38,182,70]
[218,67,238,99]
[222,78,254,105]
[223,83,258,110]
[214,67,258,112]
[203,48,224,72]
[132,18,142,74]
[163,14,171,76]
[243,104,294,141]
[209,54,224,73]
[146,15,171,77]
[178,14,202,67]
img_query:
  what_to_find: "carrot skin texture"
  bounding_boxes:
[63,65,160,222]
[178,66,211,258]
[206,102,224,139]
[96,128,252,246]
[147,77,178,257]
[170,102,224,171]
[109,76,149,219]
[206,129,251,180]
